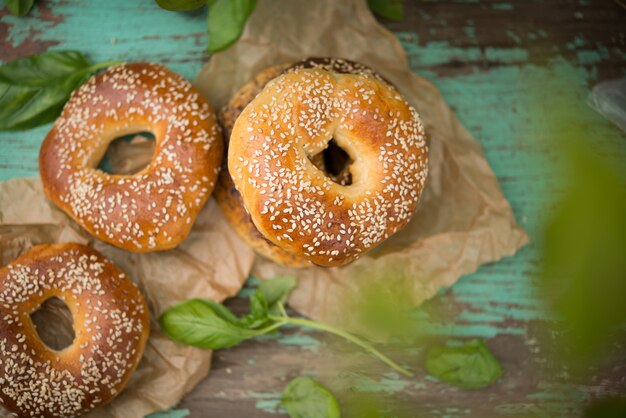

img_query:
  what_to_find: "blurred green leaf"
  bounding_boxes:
[341,393,416,418]
[282,376,341,418]
[6,0,34,16]
[540,141,626,365]
[584,397,626,418]
[425,339,503,389]
[367,0,404,21]
[207,0,256,53]
[346,275,416,341]
[258,276,296,313]
[154,0,206,11]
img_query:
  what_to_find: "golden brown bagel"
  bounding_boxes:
[216,58,395,267]
[224,59,428,267]
[0,243,149,418]
[215,64,311,267]
[40,63,223,252]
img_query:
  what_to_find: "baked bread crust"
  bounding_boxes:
[40,63,223,252]
[0,243,149,417]
[229,69,427,267]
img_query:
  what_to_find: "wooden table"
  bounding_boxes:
[1,1,625,417]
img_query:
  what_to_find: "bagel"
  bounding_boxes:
[40,63,223,252]
[0,243,149,418]
[215,64,312,267]
[218,58,428,267]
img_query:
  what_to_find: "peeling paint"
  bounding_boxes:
[248,392,284,415]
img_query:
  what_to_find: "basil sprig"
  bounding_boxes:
[0,51,121,131]
[282,376,341,418]
[5,0,34,17]
[160,276,413,376]
[425,339,503,389]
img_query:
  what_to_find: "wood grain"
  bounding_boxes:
[1,0,625,417]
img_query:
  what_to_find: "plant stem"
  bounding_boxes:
[253,321,285,336]
[87,60,124,73]
[277,302,288,318]
[269,315,413,377]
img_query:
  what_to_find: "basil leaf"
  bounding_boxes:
[367,0,404,21]
[258,276,296,309]
[159,299,256,349]
[200,298,241,324]
[154,0,206,11]
[282,376,341,418]
[425,339,502,389]
[6,0,34,17]
[0,51,107,131]
[0,51,93,86]
[540,143,626,365]
[240,276,295,328]
[241,291,269,328]
[207,0,256,53]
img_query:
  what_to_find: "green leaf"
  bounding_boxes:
[207,0,256,53]
[584,396,626,418]
[425,339,502,389]
[0,50,113,131]
[5,0,34,16]
[540,142,626,365]
[258,276,296,309]
[154,0,206,11]
[159,299,257,349]
[241,276,296,328]
[241,291,270,328]
[367,0,404,21]
[282,376,341,418]
[0,50,92,86]
[200,298,241,324]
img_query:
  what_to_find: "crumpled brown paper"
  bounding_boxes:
[194,0,529,329]
[0,176,254,418]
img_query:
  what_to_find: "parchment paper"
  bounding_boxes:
[0,175,254,418]
[194,0,529,330]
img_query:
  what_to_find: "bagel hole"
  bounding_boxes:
[97,131,155,175]
[30,297,75,351]
[310,138,353,185]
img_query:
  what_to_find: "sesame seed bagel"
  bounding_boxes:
[227,60,428,267]
[39,63,223,252]
[0,243,149,418]
[216,64,312,267]
[216,58,403,267]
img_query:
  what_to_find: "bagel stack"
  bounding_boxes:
[216,58,428,267]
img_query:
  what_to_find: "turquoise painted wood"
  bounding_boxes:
[1,0,625,417]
